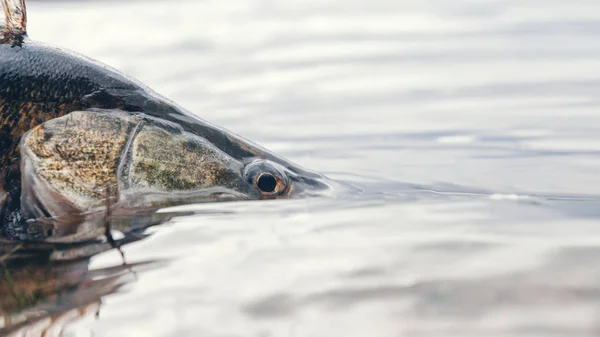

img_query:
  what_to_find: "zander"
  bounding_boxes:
[0,0,337,239]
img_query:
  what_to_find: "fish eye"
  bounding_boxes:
[244,160,290,197]
[256,172,278,193]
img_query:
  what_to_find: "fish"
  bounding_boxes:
[0,0,342,240]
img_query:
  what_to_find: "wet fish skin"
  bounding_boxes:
[0,39,264,185]
[0,39,264,172]
[0,38,333,237]
[0,41,134,169]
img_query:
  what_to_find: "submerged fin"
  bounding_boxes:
[1,0,26,43]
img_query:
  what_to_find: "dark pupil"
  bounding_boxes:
[257,173,278,193]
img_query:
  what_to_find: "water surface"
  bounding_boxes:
[4,0,600,336]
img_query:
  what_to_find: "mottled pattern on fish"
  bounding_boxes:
[131,125,242,192]
[0,42,138,170]
[0,100,81,169]
[0,41,141,231]
[24,112,135,201]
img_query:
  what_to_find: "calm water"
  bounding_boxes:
[4,0,600,336]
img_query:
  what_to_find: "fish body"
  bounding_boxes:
[0,39,334,239]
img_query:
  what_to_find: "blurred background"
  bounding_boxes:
[4,0,600,336]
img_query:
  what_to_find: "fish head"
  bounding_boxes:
[19,109,337,222]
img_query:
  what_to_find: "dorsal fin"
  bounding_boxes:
[1,0,27,44]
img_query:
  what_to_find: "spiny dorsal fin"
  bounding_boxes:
[1,0,27,43]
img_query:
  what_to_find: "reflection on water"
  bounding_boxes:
[3,0,600,335]
[0,214,157,335]
[1,258,137,337]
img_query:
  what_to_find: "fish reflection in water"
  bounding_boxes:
[1,254,140,336]
[0,206,180,335]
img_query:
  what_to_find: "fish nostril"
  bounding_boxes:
[257,172,278,193]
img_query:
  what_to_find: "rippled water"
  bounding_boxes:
[3,0,600,336]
